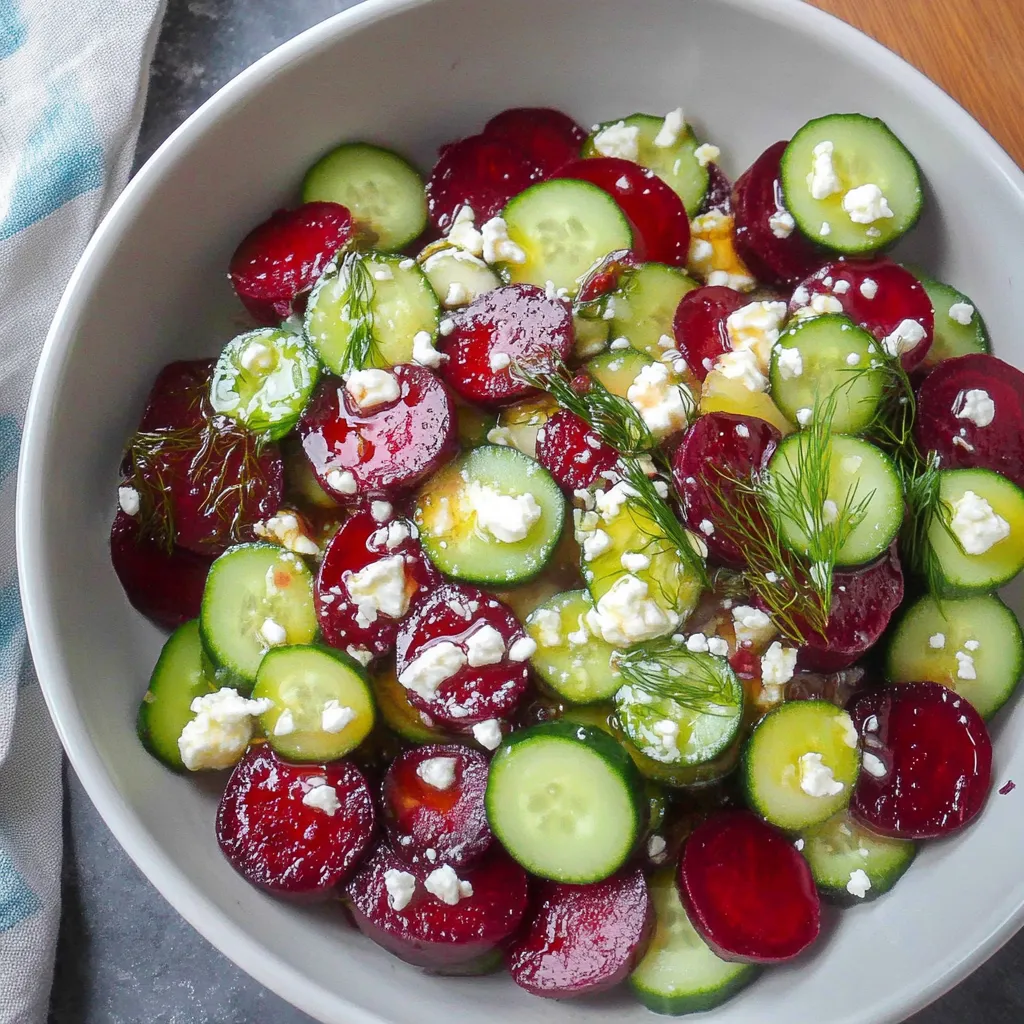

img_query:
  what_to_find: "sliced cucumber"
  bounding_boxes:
[370,663,453,744]
[769,314,884,433]
[886,593,1024,718]
[801,810,916,905]
[587,347,655,398]
[488,395,559,459]
[524,590,621,704]
[630,867,760,1015]
[485,719,645,883]
[253,645,374,762]
[768,433,903,567]
[928,468,1024,594]
[304,251,439,373]
[573,312,612,360]
[414,445,566,586]
[282,436,341,510]
[501,179,633,297]
[200,543,318,689]
[137,621,217,772]
[743,700,860,831]
[607,263,700,359]
[915,275,991,370]
[780,114,922,254]
[302,142,427,250]
[418,242,500,307]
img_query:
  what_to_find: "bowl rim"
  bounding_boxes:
[16,0,1024,1021]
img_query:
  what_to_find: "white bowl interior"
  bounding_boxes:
[19,0,1024,1022]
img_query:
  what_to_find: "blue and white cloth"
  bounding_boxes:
[0,1,165,1019]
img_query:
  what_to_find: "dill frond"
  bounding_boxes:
[335,251,378,375]
[616,640,741,716]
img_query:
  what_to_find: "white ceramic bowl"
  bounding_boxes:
[17,0,1024,1021]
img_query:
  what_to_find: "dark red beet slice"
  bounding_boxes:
[138,359,213,433]
[109,510,212,629]
[508,867,653,998]
[299,365,457,500]
[575,248,641,306]
[228,202,352,324]
[557,158,690,266]
[217,746,375,897]
[732,141,822,286]
[536,408,621,494]
[315,504,438,660]
[680,810,820,963]
[441,285,573,407]
[345,844,529,970]
[394,583,530,730]
[914,353,1024,489]
[701,163,733,215]
[382,744,491,868]
[849,682,992,839]
[673,412,780,566]
[483,107,586,179]
[673,285,750,380]
[425,135,537,233]
[789,259,934,371]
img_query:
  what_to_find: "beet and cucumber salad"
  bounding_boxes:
[112,101,1024,1012]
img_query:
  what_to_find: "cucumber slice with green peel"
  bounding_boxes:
[768,433,903,567]
[586,348,655,398]
[769,314,885,434]
[414,445,567,586]
[210,327,320,440]
[584,114,709,216]
[801,810,916,905]
[485,719,645,883]
[137,621,217,772]
[200,543,318,689]
[418,243,501,307]
[304,251,439,373]
[573,312,611,360]
[489,395,559,459]
[927,468,1024,594]
[524,590,621,704]
[370,664,453,744]
[780,114,922,254]
[500,179,633,297]
[253,645,374,762]
[885,593,1024,719]
[629,867,761,1014]
[914,275,991,369]
[302,142,427,250]
[282,437,340,510]
[607,263,700,359]
[743,699,860,831]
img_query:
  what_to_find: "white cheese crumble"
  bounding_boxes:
[807,141,842,200]
[464,481,542,543]
[465,624,506,667]
[594,480,639,522]
[398,641,467,700]
[610,336,630,351]
[862,751,886,778]
[881,319,926,358]
[686,633,709,653]
[954,388,995,428]
[948,301,975,325]
[472,718,503,750]
[760,641,798,686]
[480,216,526,265]
[776,347,803,380]
[698,519,715,536]
[411,329,444,368]
[582,529,612,561]
[370,500,393,522]
[965,639,981,651]
[647,835,668,863]
[769,209,796,239]
[713,348,768,392]
[955,650,977,680]
[626,361,692,438]
[117,485,140,516]
[653,108,686,148]
[488,351,511,371]
[833,279,851,294]
[929,632,946,649]
[798,752,844,798]
[444,281,470,308]
[949,490,1010,554]
[594,120,641,160]
[508,636,537,662]
[846,868,872,899]
[820,222,831,237]
[694,143,720,168]
[732,605,773,647]
[326,468,358,494]
[373,265,394,282]
[796,407,814,427]
[621,551,652,572]
[347,645,373,667]
[836,712,859,749]
[841,183,894,224]
[345,369,400,411]
[345,555,409,627]
[273,709,296,736]
[424,864,474,905]
[253,512,319,556]
[845,352,861,367]
[707,636,730,657]
[531,608,563,648]
[416,756,458,791]
[259,617,287,647]
[726,300,788,368]
[447,204,484,256]
[384,868,417,912]
[585,574,679,645]
[322,700,356,734]
[735,423,750,439]
[302,780,341,816]
[177,689,273,771]
[859,277,878,300]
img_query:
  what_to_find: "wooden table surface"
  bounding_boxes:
[807,0,1024,167]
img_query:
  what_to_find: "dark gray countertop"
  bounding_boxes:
[46,1,1024,1020]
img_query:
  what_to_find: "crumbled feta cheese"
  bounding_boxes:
[707,636,730,657]
[862,751,886,778]
[845,352,861,367]
[859,278,878,300]
[345,555,409,627]
[326,468,358,494]
[820,222,831,237]
[508,636,537,662]
[345,368,400,411]
[647,835,668,863]
[653,108,686,148]
[416,756,458,791]
[949,490,1010,554]
[835,712,859,748]
[608,337,630,352]
[807,141,842,200]
[530,608,563,648]
[948,301,975,326]
[384,868,417,912]
[954,388,995,428]
[411,330,444,368]
[846,869,872,899]
[833,279,851,294]
[444,281,470,308]
[799,293,844,317]
[463,481,542,543]
[259,617,287,647]
[621,551,651,572]
[686,633,710,653]
[732,605,773,647]
[794,838,805,851]
[776,346,803,380]
[117,485,140,516]
[346,645,373,666]
[698,519,715,537]
[585,574,679,645]
[713,348,768,392]
[760,641,797,686]
[472,719,503,750]
[955,650,977,680]
[798,752,844,798]
[253,512,319,556]
[594,480,639,522]
[480,216,526,265]
[438,317,455,337]
[399,641,468,700]
[841,183,894,224]
[488,351,511,371]
[447,204,484,256]
[964,639,980,651]
[929,633,946,649]
[424,864,474,905]
[881,319,926,358]
[371,500,393,522]
[322,700,356,734]
[273,709,296,736]
[726,300,788,368]
[626,362,693,438]
[372,265,394,282]
[694,143,720,168]
[465,624,506,667]
[302,780,341,815]
[177,688,272,772]
[796,407,814,427]
[594,120,641,160]
[769,209,796,239]
[689,237,714,264]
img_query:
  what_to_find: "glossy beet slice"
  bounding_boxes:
[394,583,530,730]
[914,353,1024,488]
[483,107,586,179]
[680,810,820,963]
[441,285,573,407]
[315,504,438,659]
[790,259,934,370]
[508,867,653,998]
[849,682,992,839]
[536,408,621,494]
[426,135,537,233]
[673,412,781,566]
[217,746,375,896]
[109,510,212,629]
[701,163,733,215]
[228,202,352,324]
[575,248,641,305]
[382,743,491,868]
[673,285,750,380]
[558,157,690,266]
[299,365,457,500]
[138,359,213,432]
[345,843,529,970]
[732,141,821,286]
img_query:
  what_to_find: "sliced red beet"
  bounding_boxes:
[315,504,438,660]
[299,365,457,500]
[680,810,820,963]
[228,202,352,324]
[382,744,491,868]
[701,163,733,216]
[217,746,375,897]
[849,682,992,839]
[789,259,934,371]
[557,157,690,266]
[425,135,537,233]
[344,843,529,970]
[673,285,750,380]
[673,412,780,566]
[394,583,530,730]
[508,867,653,998]
[483,107,586,179]
[731,141,822,286]
[574,248,641,306]
[914,353,1024,488]
[109,510,212,629]
[138,359,214,433]
[536,408,621,494]
[441,285,574,407]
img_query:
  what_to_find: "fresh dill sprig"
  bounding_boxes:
[616,640,741,717]
[336,251,377,375]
